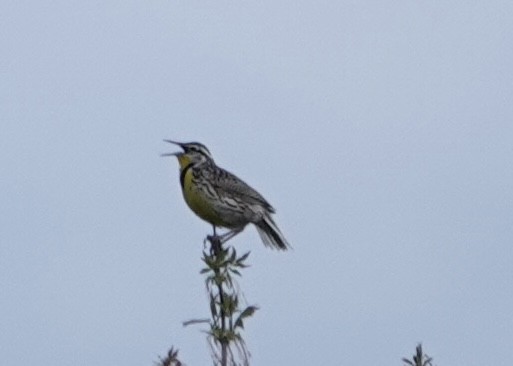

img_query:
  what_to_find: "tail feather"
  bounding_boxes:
[255,214,290,250]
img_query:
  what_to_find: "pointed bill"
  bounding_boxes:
[161,139,185,157]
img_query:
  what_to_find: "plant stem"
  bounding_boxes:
[210,229,227,366]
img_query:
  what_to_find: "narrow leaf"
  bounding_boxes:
[239,305,258,319]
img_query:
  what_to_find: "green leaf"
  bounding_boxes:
[234,305,258,330]
[209,294,217,318]
[237,251,251,263]
[229,248,237,262]
[229,268,241,276]
[239,305,258,319]
[234,318,244,329]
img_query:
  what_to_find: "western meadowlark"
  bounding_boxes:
[162,140,290,250]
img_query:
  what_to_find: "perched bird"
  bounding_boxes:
[162,140,290,250]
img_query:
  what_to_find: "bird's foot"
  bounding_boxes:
[205,234,223,255]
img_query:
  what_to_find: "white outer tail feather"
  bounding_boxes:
[255,214,290,250]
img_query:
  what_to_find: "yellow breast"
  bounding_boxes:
[181,167,227,227]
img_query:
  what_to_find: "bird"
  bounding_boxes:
[162,140,290,250]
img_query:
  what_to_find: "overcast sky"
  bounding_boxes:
[1,1,512,365]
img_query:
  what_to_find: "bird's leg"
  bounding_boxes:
[205,227,242,253]
[203,225,218,243]
[206,225,223,254]
[216,228,243,244]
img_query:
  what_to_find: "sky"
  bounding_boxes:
[1,1,512,365]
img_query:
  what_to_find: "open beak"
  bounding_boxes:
[161,139,185,157]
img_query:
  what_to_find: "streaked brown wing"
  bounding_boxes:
[206,166,275,213]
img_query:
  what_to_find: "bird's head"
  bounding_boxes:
[161,140,214,169]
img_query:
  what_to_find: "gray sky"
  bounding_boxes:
[1,1,512,365]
